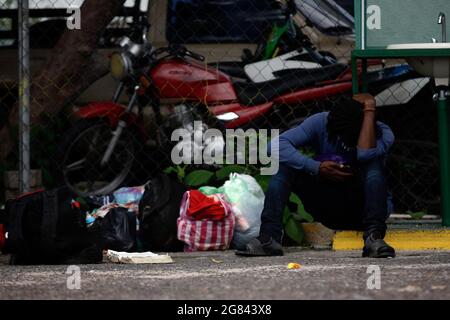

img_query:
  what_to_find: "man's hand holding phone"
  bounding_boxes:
[319,161,354,182]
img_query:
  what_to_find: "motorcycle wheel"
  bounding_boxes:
[55,118,138,196]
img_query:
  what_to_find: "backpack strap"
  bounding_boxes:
[40,190,59,256]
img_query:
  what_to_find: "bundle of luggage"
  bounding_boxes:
[0,173,265,265]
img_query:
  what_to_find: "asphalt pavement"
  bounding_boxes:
[0,249,449,300]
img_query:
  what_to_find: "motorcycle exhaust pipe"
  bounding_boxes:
[101,86,139,166]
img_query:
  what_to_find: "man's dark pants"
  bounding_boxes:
[260,158,389,243]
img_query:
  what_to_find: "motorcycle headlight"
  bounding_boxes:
[110,52,132,80]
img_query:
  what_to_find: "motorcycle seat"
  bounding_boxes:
[208,61,248,79]
[233,63,347,106]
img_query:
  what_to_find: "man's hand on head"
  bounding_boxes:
[355,94,377,149]
[319,161,353,182]
[353,93,376,111]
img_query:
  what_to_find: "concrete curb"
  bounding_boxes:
[301,223,450,251]
[333,229,450,250]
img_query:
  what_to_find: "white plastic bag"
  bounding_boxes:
[222,173,265,250]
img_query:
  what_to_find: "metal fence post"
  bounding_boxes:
[18,0,30,194]
[437,89,450,227]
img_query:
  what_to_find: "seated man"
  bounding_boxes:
[237,93,395,258]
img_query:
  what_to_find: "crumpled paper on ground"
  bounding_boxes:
[106,250,174,264]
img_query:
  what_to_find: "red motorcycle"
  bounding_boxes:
[55,19,354,196]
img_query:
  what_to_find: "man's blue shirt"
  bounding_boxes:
[270,112,395,175]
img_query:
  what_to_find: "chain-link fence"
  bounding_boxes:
[0,0,442,217]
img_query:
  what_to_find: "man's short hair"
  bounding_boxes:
[327,95,364,148]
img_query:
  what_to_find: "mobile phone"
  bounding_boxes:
[339,164,352,172]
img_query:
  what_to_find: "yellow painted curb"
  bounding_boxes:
[332,230,450,250]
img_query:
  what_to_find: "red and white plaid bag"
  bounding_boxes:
[177,191,235,252]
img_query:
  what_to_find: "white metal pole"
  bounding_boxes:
[18,0,31,193]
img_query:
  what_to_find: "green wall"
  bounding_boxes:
[356,0,450,49]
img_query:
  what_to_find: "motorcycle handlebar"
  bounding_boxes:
[157,45,205,62]
[185,49,205,62]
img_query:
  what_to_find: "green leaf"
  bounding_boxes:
[289,193,314,223]
[282,208,290,225]
[254,174,272,193]
[184,170,215,187]
[163,166,177,175]
[176,165,186,181]
[164,165,186,182]
[284,215,305,245]
[407,211,427,220]
[215,165,247,180]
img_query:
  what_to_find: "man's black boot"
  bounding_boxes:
[362,231,395,258]
[235,234,284,257]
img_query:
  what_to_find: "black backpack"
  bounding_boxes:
[1,186,103,265]
[138,174,186,252]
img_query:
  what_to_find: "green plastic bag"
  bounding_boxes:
[222,173,265,204]
[222,173,265,250]
[198,186,223,195]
